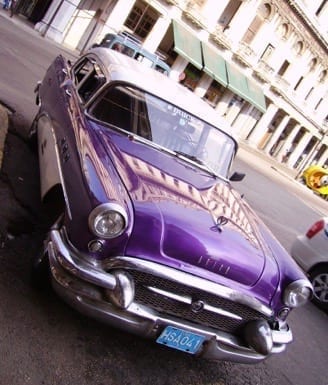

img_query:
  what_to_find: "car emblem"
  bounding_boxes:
[211,215,229,233]
[191,300,205,313]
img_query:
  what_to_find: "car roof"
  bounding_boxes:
[100,33,171,73]
[86,47,234,135]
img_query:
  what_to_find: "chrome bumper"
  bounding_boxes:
[47,228,293,364]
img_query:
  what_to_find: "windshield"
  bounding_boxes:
[89,85,236,177]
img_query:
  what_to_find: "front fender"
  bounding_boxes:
[36,113,71,217]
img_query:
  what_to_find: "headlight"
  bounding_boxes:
[88,203,128,239]
[283,279,313,307]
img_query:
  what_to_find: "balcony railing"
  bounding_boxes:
[209,25,232,50]
[164,0,190,7]
[274,74,291,92]
[182,3,206,28]
[164,0,181,6]
[254,59,274,83]
[233,41,256,67]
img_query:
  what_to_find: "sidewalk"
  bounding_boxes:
[0,7,79,58]
[237,140,299,182]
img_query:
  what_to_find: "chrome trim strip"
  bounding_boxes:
[49,230,116,290]
[147,286,242,320]
[47,232,293,364]
[105,256,274,317]
[49,227,273,317]
[50,267,291,364]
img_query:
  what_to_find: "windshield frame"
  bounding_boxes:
[87,83,238,178]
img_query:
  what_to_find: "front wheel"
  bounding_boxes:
[309,265,328,311]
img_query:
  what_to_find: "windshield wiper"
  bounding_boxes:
[174,151,200,163]
[174,151,218,177]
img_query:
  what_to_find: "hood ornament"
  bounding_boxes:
[211,215,228,233]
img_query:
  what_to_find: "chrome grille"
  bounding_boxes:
[128,270,270,333]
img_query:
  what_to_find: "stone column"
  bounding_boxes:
[101,0,136,36]
[194,73,213,98]
[226,0,262,46]
[264,115,290,155]
[276,123,301,162]
[231,104,254,138]
[34,0,80,43]
[224,99,244,126]
[142,16,171,53]
[238,107,261,140]
[247,103,278,147]
[316,147,328,166]
[287,131,312,168]
[202,0,231,32]
[170,55,188,82]
[215,89,235,116]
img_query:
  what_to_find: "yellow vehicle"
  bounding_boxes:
[302,165,328,195]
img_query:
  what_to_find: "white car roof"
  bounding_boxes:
[87,47,233,135]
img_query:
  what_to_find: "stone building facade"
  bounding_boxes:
[19,0,328,172]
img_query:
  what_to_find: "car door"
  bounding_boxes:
[37,54,106,221]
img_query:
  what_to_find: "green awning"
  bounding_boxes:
[172,21,203,69]
[226,62,250,101]
[226,62,266,112]
[201,42,228,87]
[246,78,266,113]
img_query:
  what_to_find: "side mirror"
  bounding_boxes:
[230,171,245,182]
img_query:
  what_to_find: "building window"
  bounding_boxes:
[218,0,242,29]
[305,87,314,100]
[293,41,303,56]
[181,64,202,91]
[261,44,274,62]
[315,98,323,110]
[125,5,142,30]
[308,58,318,73]
[318,70,327,83]
[277,60,290,76]
[259,3,272,19]
[203,81,225,107]
[294,76,303,90]
[277,23,289,39]
[242,15,262,44]
[124,0,158,39]
[316,0,327,16]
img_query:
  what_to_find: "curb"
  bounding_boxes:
[0,104,9,169]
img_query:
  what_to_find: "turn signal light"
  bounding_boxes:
[306,219,324,238]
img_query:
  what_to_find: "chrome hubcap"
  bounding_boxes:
[312,273,328,303]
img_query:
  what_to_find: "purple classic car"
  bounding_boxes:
[30,48,312,364]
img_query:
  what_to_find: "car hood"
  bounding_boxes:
[95,128,278,290]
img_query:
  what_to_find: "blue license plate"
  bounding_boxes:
[156,326,205,354]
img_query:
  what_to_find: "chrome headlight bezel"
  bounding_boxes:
[88,203,128,239]
[283,279,313,308]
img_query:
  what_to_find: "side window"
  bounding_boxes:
[154,65,168,75]
[72,57,106,103]
[88,85,151,140]
[122,46,135,57]
[73,58,93,84]
[89,86,132,131]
